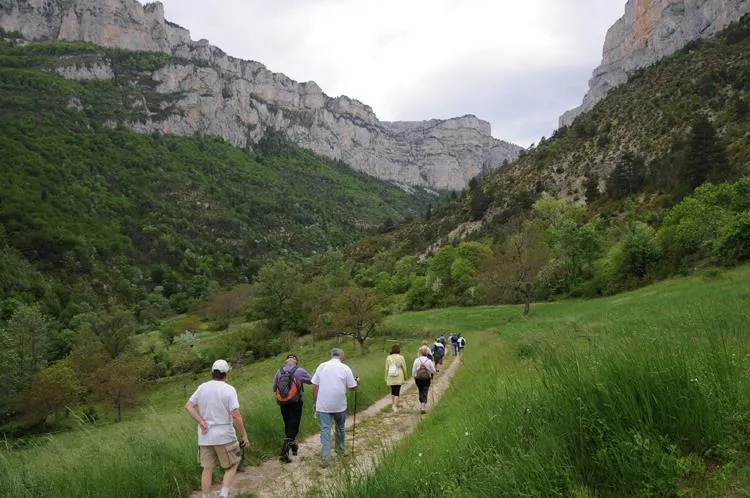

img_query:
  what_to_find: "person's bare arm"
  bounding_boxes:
[184,400,208,434]
[312,383,319,413]
[231,408,249,448]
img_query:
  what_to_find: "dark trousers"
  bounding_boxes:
[415,378,431,403]
[280,401,303,455]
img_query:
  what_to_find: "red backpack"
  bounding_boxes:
[275,367,300,404]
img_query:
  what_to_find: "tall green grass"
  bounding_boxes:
[337,266,750,497]
[0,336,422,497]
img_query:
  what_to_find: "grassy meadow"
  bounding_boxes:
[1,265,748,496]
[0,335,423,497]
[338,264,750,497]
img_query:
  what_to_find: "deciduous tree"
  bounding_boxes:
[331,286,383,354]
[20,359,81,426]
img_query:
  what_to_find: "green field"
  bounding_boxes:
[340,264,750,497]
[0,335,423,497]
[1,265,749,496]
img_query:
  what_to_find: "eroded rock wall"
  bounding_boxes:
[560,0,750,127]
[0,0,521,190]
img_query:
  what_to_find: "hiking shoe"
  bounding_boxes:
[279,454,292,464]
[290,441,299,456]
[392,406,398,412]
[320,459,330,468]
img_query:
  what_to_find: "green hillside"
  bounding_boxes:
[352,15,750,260]
[321,15,750,316]
[0,39,435,323]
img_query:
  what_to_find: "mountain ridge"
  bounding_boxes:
[561,0,750,126]
[0,0,522,190]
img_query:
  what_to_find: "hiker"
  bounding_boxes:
[311,348,359,466]
[184,359,249,498]
[458,334,466,354]
[431,338,446,372]
[420,340,433,361]
[384,344,409,412]
[412,346,437,413]
[273,353,312,463]
[450,333,459,356]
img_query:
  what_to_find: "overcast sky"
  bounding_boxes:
[143,1,626,147]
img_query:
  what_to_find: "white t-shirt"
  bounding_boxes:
[311,358,358,413]
[188,380,240,445]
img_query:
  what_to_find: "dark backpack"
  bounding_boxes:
[432,343,445,359]
[275,367,300,404]
[415,359,432,380]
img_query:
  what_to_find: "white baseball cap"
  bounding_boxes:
[211,359,231,373]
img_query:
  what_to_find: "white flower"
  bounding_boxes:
[418,452,423,457]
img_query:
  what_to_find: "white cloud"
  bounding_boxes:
[142,0,625,146]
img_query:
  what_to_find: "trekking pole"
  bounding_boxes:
[351,387,358,457]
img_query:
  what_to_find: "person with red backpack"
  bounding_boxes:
[273,354,312,463]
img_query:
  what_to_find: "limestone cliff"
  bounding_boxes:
[0,0,522,190]
[560,0,750,127]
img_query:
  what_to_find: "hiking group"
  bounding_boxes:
[184,337,465,497]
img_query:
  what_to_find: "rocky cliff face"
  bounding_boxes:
[560,0,750,127]
[0,0,521,190]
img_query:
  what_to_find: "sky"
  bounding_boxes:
[143,1,627,147]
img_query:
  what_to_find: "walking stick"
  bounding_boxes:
[351,387,358,457]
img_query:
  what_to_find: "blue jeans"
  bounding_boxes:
[318,411,346,460]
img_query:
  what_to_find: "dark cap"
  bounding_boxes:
[286,354,298,361]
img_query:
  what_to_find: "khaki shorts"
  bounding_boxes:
[198,441,242,469]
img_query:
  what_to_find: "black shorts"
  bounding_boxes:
[390,385,401,396]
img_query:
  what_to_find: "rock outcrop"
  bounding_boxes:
[0,0,521,190]
[560,0,750,127]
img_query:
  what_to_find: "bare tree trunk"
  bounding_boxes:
[523,283,532,316]
[357,337,366,355]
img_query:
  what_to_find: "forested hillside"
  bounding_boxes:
[0,39,435,324]
[328,14,750,309]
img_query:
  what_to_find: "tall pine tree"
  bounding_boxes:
[681,115,730,191]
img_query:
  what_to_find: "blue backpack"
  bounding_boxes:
[432,343,445,359]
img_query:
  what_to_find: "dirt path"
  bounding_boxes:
[191,354,461,498]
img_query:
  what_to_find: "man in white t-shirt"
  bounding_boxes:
[311,348,358,465]
[185,359,249,498]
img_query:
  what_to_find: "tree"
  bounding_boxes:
[331,286,383,354]
[585,175,600,204]
[247,259,304,333]
[0,327,20,421]
[20,360,81,426]
[5,304,52,378]
[68,326,109,394]
[199,284,253,328]
[607,151,645,199]
[91,355,146,422]
[617,222,661,279]
[681,115,730,192]
[531,198,603,291]
[82,310,137,359]
[479,225,550,314]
